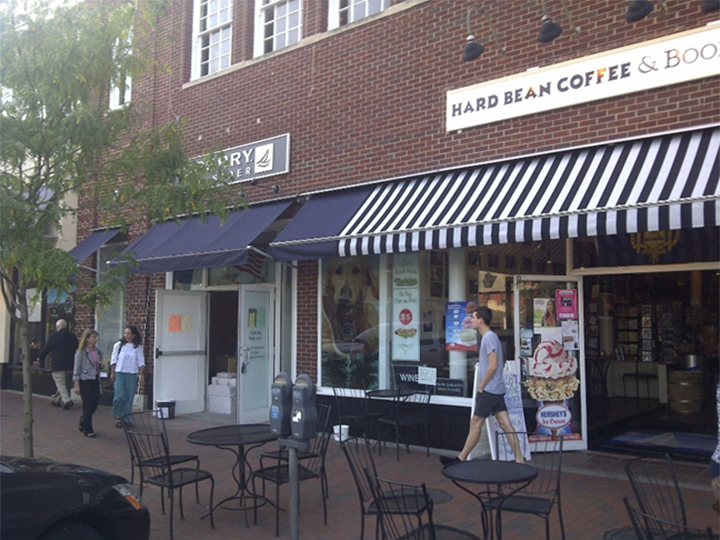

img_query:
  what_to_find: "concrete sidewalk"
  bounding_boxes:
[1,390,717,540]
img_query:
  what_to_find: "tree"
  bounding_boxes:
[0,0,239,457]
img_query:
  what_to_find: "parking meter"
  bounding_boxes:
[270,372,293,437]
[291,374,317,440]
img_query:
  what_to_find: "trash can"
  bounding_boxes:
[156,399,176,419]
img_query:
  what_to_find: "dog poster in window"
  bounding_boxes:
[321,256,380,389]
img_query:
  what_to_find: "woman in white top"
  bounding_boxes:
[110,325,145,428]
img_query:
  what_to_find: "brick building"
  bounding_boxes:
[71,0,719,453]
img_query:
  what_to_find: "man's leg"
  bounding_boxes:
[51,371,71,406]
[458,414,488,462]
[495,410,524,463]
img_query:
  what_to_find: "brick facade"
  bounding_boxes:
[76,0,720,382]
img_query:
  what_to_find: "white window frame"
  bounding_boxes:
[328,0,390,30]
[109,73,132,110]
[254,0,303,58]
[109,36,132,110]
[192,0,234,80]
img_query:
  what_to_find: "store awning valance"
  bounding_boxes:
[69,228,122,263]
[120,200,292,273]
[271,126,719,260]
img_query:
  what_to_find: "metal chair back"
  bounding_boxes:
[625,453,687,528]
[494,432,565,540]
[624,497,715,540]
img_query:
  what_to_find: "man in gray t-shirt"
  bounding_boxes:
[440,306,522,465]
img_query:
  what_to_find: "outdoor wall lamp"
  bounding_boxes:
[537,0,579,43]
[462,5,505,61]
[250,178,281,193]
[625,0,666,23]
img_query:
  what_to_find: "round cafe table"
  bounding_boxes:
[442,460,538,540]
[187,424,276,527]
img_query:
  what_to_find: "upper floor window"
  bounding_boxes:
[328,0,390,30]
[255,0,302,57]
[109,72,132,109]
[193,0,233,79]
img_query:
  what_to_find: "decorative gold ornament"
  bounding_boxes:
[630,231,680,263]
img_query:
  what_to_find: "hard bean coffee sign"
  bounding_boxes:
[447,25,720,131]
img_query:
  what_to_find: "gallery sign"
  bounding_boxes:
[222,134,290,184]
[446,25,720,132]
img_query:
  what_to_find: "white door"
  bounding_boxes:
[237,285,275,424]
[154,290,208,415]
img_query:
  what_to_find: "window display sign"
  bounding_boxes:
[445,301,478,351]
[556,289,578,320]
[392,253,421,361]
[533,298,557,328]
[526,340,582,442]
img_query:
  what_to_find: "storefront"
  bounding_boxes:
[270,125,719,452]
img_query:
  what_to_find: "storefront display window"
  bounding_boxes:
[320,256,381,389]
[96,244,125,357]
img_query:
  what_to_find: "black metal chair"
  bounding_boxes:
[624,497,716,540]
[489,432,565,540]
[253,404,332,536]
[375,388,431,461]
[333,385,384,442]
[341,436,433,540]
[625,453,688,529]
[124,411,214,540]
[260,402,333,498]
[365,472,481,540]
[122,410,200,499]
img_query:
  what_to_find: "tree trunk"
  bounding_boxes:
[17,277,34,458]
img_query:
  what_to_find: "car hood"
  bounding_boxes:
[0,456,127,485]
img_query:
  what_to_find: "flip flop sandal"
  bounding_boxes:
[114,417,123,428]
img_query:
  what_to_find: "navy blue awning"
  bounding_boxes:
[120,200,292,273]
[271,186,374,262]
[69,228,122,263]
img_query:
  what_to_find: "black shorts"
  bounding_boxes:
[474,391,507,418]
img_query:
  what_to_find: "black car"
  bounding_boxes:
[0,456,150,540]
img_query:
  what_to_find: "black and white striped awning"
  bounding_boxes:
[271,126,719,260]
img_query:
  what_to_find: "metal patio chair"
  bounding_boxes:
[625,452,687,529]
[624,497,715,539]
[489,432,565,540]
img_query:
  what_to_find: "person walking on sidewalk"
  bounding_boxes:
[39,319,78,410]
[110,326,144,428]
[439,306,523,465]
[73,330,103,438]
[711,381,720,514]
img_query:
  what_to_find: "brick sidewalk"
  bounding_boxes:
[1,390,716,540]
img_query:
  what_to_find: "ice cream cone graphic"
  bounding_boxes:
[526,341,579,435]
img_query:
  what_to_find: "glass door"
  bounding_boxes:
[514,275,587,451]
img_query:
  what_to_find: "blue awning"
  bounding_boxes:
[120,200,292,273]
[69,228,122,263]
[271,186,374,262]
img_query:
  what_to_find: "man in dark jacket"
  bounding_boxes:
[39,319,79,410]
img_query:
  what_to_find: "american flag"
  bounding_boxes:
[237,249,265,279]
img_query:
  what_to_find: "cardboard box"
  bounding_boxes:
[212,377,237,387]
[208,395,235,415]
[207,384,235,397]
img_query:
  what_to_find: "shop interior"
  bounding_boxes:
[584,270,719,457]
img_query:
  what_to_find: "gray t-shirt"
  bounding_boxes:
[479,329,506,395]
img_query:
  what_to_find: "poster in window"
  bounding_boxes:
[533,298,557,328]
[555,289,577,320]
[445,301,478,351]
[392,253,421,361]
[321,256,380,389]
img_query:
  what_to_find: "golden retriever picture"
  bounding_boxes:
[322,258,380,357]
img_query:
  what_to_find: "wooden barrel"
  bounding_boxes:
[668,370,704,413]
